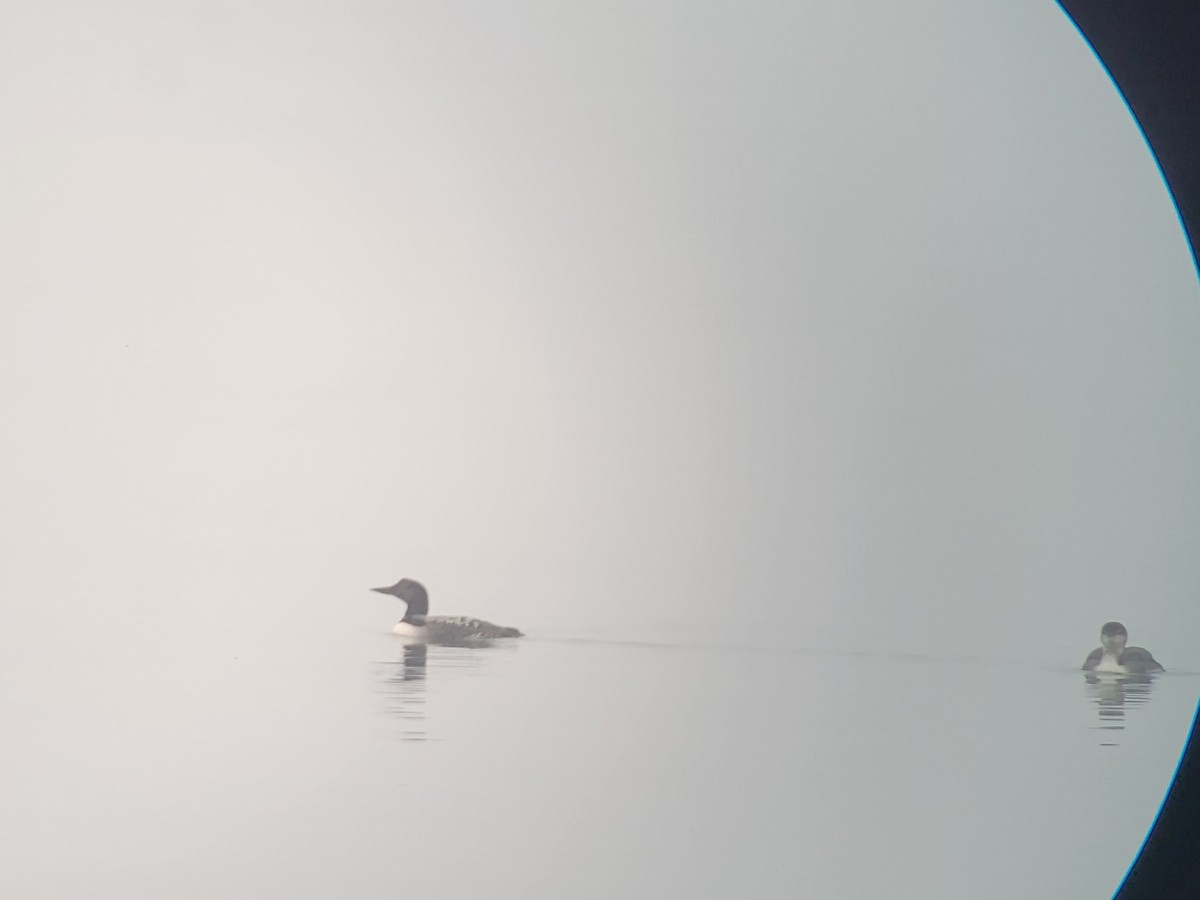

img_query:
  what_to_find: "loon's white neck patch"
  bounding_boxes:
[393,622,426,638]
[1094,651,1127,674]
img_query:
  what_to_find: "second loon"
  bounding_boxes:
[371,578,524,642]
[1081,621,1164,674]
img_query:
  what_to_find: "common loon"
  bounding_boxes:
[1082,621,1164,674]
[370,578,523,642]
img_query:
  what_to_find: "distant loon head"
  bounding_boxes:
[371,578,429,625]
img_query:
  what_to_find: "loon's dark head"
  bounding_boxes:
[1100,621,1128,653]
[371,578,430,624]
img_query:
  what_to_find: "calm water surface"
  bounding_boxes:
[4,619,1197,899]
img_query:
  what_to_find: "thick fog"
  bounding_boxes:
[2,1,1199,671]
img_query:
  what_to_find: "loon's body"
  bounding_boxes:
[371,578,523,643]
[1082,621,1163,675]
[1082,646,1162,675]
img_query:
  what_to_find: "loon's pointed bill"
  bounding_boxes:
[369,577,523,643]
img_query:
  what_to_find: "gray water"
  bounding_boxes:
[5,2,1200,897]
[6,607,1196,900]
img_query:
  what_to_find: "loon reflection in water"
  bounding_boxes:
[378,644,428,741]
[375,641,514,741]
[370,578,523,643]
[1085,672,1158,747]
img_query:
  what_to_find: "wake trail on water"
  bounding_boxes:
[533,634,1033,670]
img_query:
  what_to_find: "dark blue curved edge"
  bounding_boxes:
[1054,3,1200,898]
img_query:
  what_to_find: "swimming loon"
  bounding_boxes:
[1082,621,1163,674]
[370,578,523,642]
